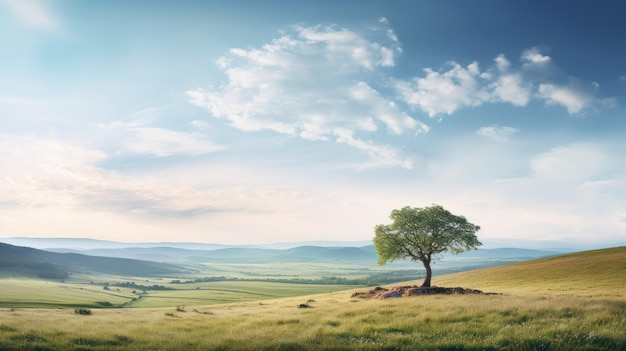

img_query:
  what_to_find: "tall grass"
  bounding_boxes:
[1,247,624,350]
[434,246,626,297]
[1,290,624,350]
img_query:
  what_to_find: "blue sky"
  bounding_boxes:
[1,0,625,246]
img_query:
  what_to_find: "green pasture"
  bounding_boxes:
[194,261,399,280]
[0,279,135,308]
[0,247,624,350]
[0,277,361,308]
[1,290,624,350]
[127,281,362,308]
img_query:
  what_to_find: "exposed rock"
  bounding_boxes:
[377,291,402,299]
[351,285,493,299]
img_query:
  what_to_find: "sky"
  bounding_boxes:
[1,0,625,247]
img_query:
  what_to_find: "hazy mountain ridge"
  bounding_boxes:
[0,237,572,283]
[1,238,563,266]
[0,242,191,279]
[3,236,623,252]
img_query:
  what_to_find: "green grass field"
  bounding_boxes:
[0,247,625,350]
[0,278,360,308]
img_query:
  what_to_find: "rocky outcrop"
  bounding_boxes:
[351,285,494,299]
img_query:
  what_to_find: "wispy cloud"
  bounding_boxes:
[0,135,297,218]
[422,139,626,242]
[529,143,612,183]
[98,116,226,157]
[476,125,519,141]
[186,21,426,169]
[2,0,59,31]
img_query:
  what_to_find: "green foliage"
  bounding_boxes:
[374,204,481,286]
[374,204,481,264]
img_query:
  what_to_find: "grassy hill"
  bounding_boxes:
[433,246,626,296]
[0,246,624,350]
[0,242,191,279]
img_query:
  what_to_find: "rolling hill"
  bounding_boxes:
[434,246,626,296]
[1,246,625,350]
[0,242,191,279]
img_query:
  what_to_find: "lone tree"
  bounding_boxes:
[373,204,481,287]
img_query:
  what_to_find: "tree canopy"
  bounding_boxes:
[373,204,481,287]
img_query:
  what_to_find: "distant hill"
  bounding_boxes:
[57,246,377,264]
[0,242,191,279]
[0,237,374,250]
[45,244,560,266]
[434,246,626,295]
[0,237,236,250]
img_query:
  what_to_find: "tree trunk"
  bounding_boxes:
[421,259,432,287]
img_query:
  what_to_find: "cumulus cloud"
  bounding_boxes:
[186,23,609,169]
[490,73,532,106]
[396,46,604,116]
[395,62,488,117]
[186,22,426,169]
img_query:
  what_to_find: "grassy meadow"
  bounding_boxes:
[0,247,625,350]
[0,277,361,308]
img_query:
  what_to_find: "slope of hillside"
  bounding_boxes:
[433,246,626,297]
[0,242,191,278]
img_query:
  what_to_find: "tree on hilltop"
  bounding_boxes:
[373,204,481,287]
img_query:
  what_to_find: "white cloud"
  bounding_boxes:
[494,54,511,72]
[490,73,532,106]
[0,135,298,218]
[537,83,593,114]
[2,0,59,30]
[0,135,107,208]
[521,47,551,64]
[421,138,626,244]
[396,46,604,116]
[186,22,425,169]
[476,125,519,141]
[395,62,488,117]
[529,143,611,182]
[98,117,226,157]
[191,120,211,130]
[333,129,413,169]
